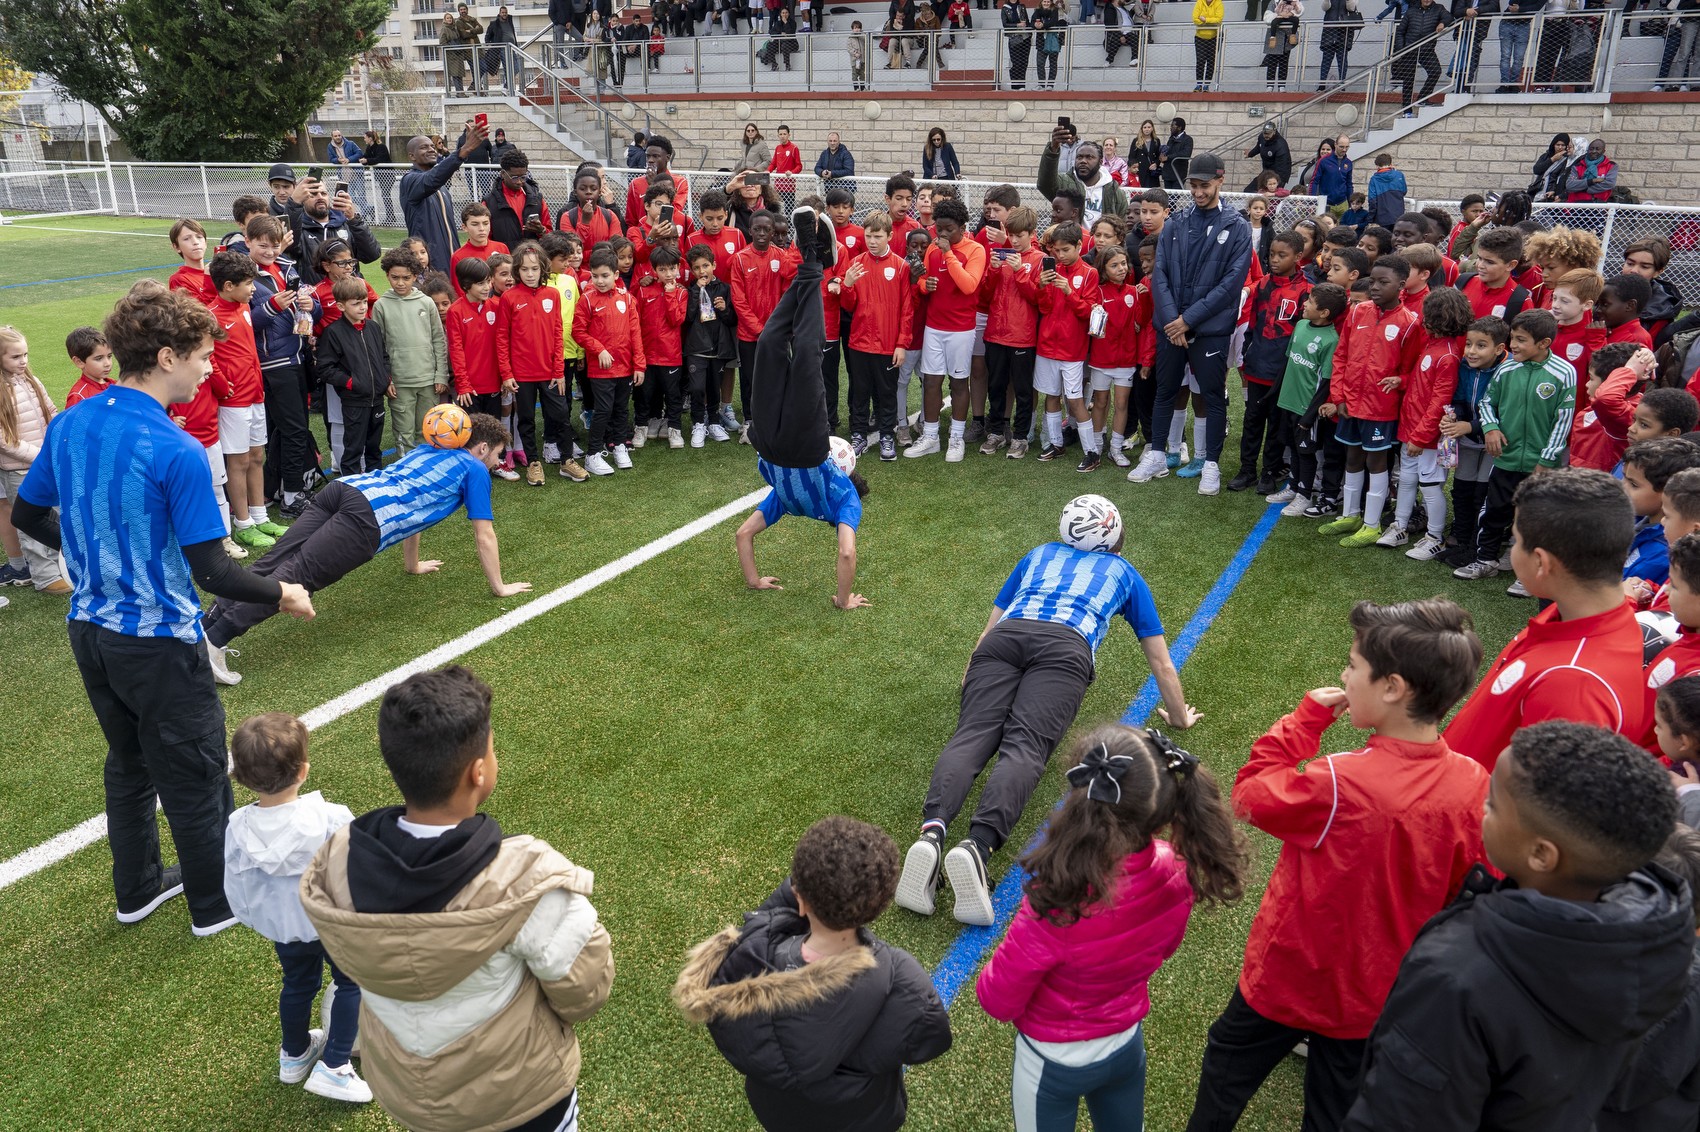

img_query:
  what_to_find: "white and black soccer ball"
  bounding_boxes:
[1638,610,1681,665]
[1060,494,1122,553]
[828,435,857,475]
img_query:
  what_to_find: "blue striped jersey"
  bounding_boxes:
[341,445,495,552]
[995,542,1164,655]
[756,457,862,530]
[18,387,227,643]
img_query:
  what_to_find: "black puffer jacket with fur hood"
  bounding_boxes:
[673,881,953,1132]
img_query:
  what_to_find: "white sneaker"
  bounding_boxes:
[945,435,965,462]
[493,466,520,481]
[1405,533,1446,561]
[708,423,730,442]
[943,840,995,927]
[668,427,685,449]
[1266,485,1296,503]
[1128,448,1168,482]
[1198,461,1221,495]
[1506,578,1532,598]
[1108,446,1130,468]
[1497,550,1514,571]
[691,423,706,448]
[304,1060,373,1104]
[191,914,239,937]
[718,404,739,431]
[585,453,614,476]
[611,444,633,470]
[541,443,562,464]
[648,417,665,439]
[629,427,647,449]
[905,433,941,458]
[222,536,249,560]
[280,1029,327,1085]
[207,641,241,686]
[1280,493,1311,518]
[894,833,943,916]
[1375,524,1409,548]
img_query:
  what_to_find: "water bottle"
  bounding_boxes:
[293,290,313,336]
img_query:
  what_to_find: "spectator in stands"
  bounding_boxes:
[1529,132,1573,199]
[548,0,577,64]
[488,129,518,167]
[624,130,647,169]
[614,7,646,83]
[1032,0,1067,89]
[1565,137,1618,202]
[401,122,490,275]
[358,132,396,227]
[1495,0,1532,92]
[1002,0,1035,87]
[738,123,771,172]
[1653,1,1700,92]
[1392,0,1453,114]
[1132,119,1163,187]
[1161,117,1195,189]
[768,124,803,176]
[1244,122,1293,190]
[1263,0,1304,91]
[921,128,962,181]
[815,132,855,180]
[483,4,518,92]
[1194,0,1225,89]
[1447,0,1493,91]
[1318,0,1364,86]
[1309,135,1355,216]
[441,12,470,93]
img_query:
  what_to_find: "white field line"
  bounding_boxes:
[0,223,173,238]
[0,489,766,892]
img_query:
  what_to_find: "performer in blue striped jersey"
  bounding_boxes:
[894,494,1202,927]
[735,204,873,610]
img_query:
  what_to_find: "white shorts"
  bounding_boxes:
[1089,365,1136,392]
[972,311,989,357]
[1034,356,1085,399]
[1182,365,1200,395]
[203,442,228,487]
[1402,445,1445,483]
[922,327,975,380]
[218,404,267,454]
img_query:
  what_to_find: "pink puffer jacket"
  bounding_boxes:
[975,840,1193,1042]
[0,372,55,472]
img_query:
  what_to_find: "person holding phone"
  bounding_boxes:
[400,120,491,275]
[479,147,553,248]
[286,171,381,287]
[1038,123,1130,227]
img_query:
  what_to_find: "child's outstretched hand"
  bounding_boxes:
[749,576,783,590]
[406,559,443,574]
[1307,687,1349,717]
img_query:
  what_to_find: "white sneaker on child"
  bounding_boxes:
[611,444,633,470]
[691,423,706,448]
[304,1060,373,1104]
[905,434,941,458]
[668,428,685,449]
[279,1028,327,1085]
[585,453,614,476]
[708,424,730,442]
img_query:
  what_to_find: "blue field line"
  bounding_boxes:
[0,264,179,290]
[928,501,1287,1010]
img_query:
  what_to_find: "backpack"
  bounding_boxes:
[1456,272,1528,323]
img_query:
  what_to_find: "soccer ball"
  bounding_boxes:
[1638,610,1681,665]
[422,403,472,449]
[828,435,857,475]
[1060,494,1122,553]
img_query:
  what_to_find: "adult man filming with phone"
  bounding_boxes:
[286,172,381,286]
[401,119,491,274]
[1037,120,1129,226]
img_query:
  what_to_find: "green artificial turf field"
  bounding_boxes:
[0,216,1535,1131]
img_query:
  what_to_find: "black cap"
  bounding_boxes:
[267,163,296,185]
[1188,152,1225,181]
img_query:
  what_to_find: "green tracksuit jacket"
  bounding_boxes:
[1476,352,1577,474]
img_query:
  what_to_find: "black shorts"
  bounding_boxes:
[1334,416,1398,451]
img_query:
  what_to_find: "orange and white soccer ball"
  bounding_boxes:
[422,403,472,449]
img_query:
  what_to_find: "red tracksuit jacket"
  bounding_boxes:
[1642,632,1700,751]
[209,297,263,408]
[1089,280,1143,370]
[636,280,688,367]
[447,297,500,396]
[819,245,850,341]
[574,285,647,379]
[839,249,916,356]
[1330,300,1422,422]
[1234,694,1488,1039]
[169,264,216,308]
[1554,319,1606,413]
[685,226,747,283]
[730,244,800,342]
[1570,365,1643,472]
[1398,336,1462,447]
[980,249,1042,349]
[495,282,565,384]
[1036,260,1101,364]
[922,239,989,333]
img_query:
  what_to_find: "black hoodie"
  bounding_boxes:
[345,806,504,914]
[1343,864,1695,1132]
[1597,943,1700,1132]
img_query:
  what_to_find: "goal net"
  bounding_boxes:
[0,166,115,223]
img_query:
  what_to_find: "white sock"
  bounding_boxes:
[1421,482,1449,538]
[1342,469,1365,519]
[213,484,232,535]
[1080,423,1099,453]
[1394,456,1419,528]
[949,417,965,440]
[248,506,268,524]
[1193,418,1208,460]
[1111,431,1125,452]
[1047,411,1065,448]
[282,491,302,508]
[1166,411,1187,450]
[233,517,255,531]
[923,419,940,441]
[1364,470,1390,529]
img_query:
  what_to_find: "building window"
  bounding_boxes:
[418,45,442,62]
[344,81,355,99]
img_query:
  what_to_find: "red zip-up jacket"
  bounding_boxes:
[1554,319,1606,413]
[1089,280,1143,370]
[312,278,380,334]
[209,297,263,408]
[839,249,915,356]
[973,226,1011,314]
[557,202,624,248]
[1234,694,1488,1040]
[1037,259,1101,364]
[730,244,800,342]
[819,244,850,341]
[1242,270,1312,384]
[1329,300,1422,422]
[836,222,867,261]
[922,239,988,332]
[65,375,113,408]
[574,284,647,379]
[447,296,500,396]
[980,249,1042,349]
[495,281,565,384]
[1607,319,1655,350]
[1136,279,1156,367]
[684,226,747,283]
[1398,336,1461,447]
[1570,365,1644,472]
[448,240,508,297]
[169,264,216,308]
[636,280,688,367]
[169,381,220,447]
[1641,631,1700,751]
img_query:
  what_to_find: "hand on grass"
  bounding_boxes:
[834,592,871,609]
[1157,703,1203,729]
[407,559,443,574]
[492,581,532,597]
[750,576,783,590]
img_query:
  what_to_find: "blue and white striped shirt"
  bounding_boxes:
[995,543,1164,655]
[19,387,228,643]
[341,445,495,552]
[756,457,862,530]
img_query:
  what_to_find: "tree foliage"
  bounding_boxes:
[0,0,389,161]
[0,49,33,120]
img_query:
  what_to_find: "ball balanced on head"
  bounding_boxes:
[422,403,472,449]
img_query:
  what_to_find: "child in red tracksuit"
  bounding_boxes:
[1190,598,1490,1131]
[1034,222,1101,470]
[1571,342,1658,472]
[1088,246,1143,471]
[729,213,799,440]
[1386,288,1470,558]
[815,214,851,436]
[575,246,647,475]
[636,244,689,447]
[1319,255,1423,545]
[448,257,501,419]
[978,205,1042,460]
[1236,233,1311,493]
[495,243,566,486]
[839,212,915,462]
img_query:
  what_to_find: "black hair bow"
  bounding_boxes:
[1146,728,1199,779]
[1065,742,1135,804]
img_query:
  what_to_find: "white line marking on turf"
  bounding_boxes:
[0,488,767,892]
[1,223,170,237]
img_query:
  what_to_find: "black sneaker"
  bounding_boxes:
[850,432,867,457]
[895,827,945,915]
[279,495,313,520]
[1302,497,1340,519]
[1037,444,1061,462]
[943,839,995,926]
[1254,473,1279,495]
[791,205,820,263]
[880,436,897,461]
[116,865,184,924]
[1226,471,1256,492]
[1076,450,1102,472]
[815,209,838,268]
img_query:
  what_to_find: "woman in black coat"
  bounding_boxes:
[1529,132,1573,200]
[1131,118,1163,187]
[360,130,397,225]
[1242,122,1291,190]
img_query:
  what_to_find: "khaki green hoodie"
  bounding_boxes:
[371,286,449,389]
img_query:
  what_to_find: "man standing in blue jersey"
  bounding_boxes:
[199,412,530,677]
[894,495,1201,927]
[11,287,316,937]
[734,205,872,610]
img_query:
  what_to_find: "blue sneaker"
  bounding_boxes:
[1165,441,1189,470]
[0,563,30,587]
[1176,457,1207,478]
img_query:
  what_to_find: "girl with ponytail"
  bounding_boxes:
[975,723,1249,1132]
